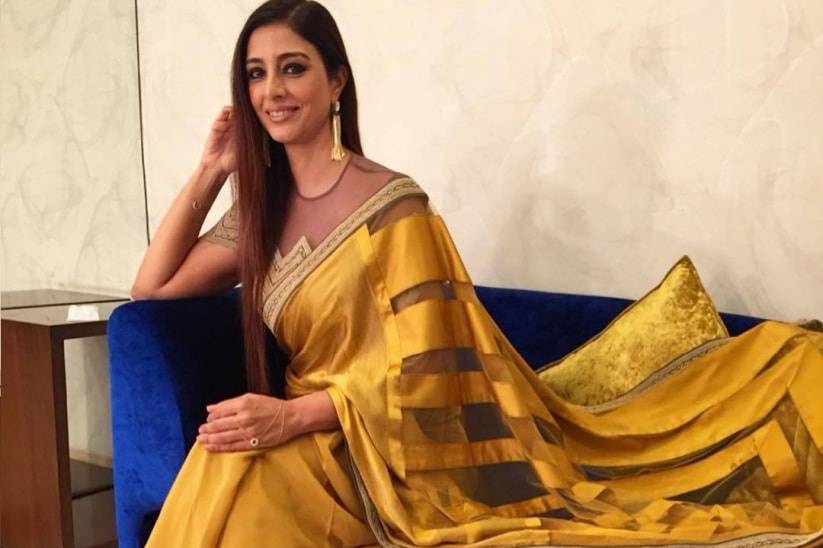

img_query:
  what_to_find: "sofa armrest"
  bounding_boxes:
[107,290,247,547]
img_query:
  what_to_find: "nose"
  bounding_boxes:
[265,72,286,98]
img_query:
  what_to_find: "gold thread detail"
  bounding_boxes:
[202,203,239,248]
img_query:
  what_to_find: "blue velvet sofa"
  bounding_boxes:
[107,286,762,547]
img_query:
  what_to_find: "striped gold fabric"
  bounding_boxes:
[152,177,823,547]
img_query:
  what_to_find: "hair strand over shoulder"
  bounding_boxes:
[229,0,362,394]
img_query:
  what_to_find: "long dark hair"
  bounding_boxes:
[230,0,362,394]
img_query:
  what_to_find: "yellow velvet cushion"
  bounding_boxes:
[537,256,728,406]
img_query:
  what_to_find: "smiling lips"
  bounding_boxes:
[268,106,299,122]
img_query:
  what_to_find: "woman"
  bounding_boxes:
[132,1,823,546]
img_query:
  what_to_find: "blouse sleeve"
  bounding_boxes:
[201,202,239,249]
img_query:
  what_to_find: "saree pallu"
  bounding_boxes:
[148,177,823,547]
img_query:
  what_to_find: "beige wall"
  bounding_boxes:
[1,0,146,293]
[3,0,823,461]
[143,0,823,321]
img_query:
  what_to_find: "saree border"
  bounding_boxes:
[263,176,426,330]
[202,202,239,248]
[345,443,401,548]
[346,436,823,548]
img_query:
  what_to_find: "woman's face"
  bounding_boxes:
[245,22,346,146]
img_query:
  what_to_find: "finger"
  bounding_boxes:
[206,406,238,422]
[198,429,245,446]
[210,121,232,132]
[207,392,248,410]
[207,405,250,425]
[212,107,232,125]
[198,416,241,435]
[206,394,248,418]
[213,115,234,128]
[204,440,259,453]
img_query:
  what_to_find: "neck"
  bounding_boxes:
[284,128,351,198]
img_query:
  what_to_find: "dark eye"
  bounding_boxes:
[283,62,306,75]
[247,67,264,80]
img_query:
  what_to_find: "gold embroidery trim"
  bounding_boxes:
[268,235,312,289]
[202,204,239,248]
[262,177,425,329]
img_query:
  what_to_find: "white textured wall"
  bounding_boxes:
[136,1,247,234]
[0,0,146,293]
[0,0,145,462]
[140,0,823,321]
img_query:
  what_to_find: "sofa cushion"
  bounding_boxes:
[537,256,728,406]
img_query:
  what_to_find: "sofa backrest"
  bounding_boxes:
[473,285,763,368]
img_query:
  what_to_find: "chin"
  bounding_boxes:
[266,129,296,145]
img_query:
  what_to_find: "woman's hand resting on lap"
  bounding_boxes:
[197,393,298,452]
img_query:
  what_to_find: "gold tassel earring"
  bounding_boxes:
[330,100,346,161]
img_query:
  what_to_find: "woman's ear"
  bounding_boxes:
[331,65,348,100]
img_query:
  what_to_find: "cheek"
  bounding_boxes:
[296,77,331,108]
[251,85,267,106]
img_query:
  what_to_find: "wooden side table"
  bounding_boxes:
[1,290,129,548]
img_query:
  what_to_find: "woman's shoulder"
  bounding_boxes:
[348,152,418,186]
[346,154,433,232]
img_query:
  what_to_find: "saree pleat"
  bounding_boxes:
[147,431,377,547]
[151,175,823,546]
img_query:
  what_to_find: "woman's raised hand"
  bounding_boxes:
[200,105,238,177]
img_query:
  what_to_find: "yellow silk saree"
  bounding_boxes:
[148,164,823,547]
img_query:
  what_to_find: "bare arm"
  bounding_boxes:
[131,106,238,300]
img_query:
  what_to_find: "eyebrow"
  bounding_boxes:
[246,51,310,65]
